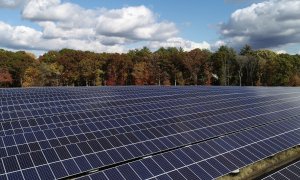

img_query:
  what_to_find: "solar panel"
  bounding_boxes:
[263,160,300,180]
[77,116,300,179]
[0,86,300,179]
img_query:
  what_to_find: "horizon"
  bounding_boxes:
[0,0,300,56]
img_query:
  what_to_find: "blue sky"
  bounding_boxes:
[0,0,299,55]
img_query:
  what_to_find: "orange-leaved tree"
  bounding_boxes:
[0,67,13,87]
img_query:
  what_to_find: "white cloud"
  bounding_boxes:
[0,21,125,53]
[96,6,178,41]
[0,0,206,53]
[22,0,103,31]
[211,40,226,50]
[22,1,178,42]
[274,50,287,54]
[38,21,95,40]
[0,21,42,49]
[22,0,85,22]
[0,0,24,8]
[220,0,300,49]
[149,37,211,51]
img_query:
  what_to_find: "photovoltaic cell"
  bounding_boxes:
[0,86,300,179]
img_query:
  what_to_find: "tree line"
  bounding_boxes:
[0,45,300,87]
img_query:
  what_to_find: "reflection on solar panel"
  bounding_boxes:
[0,86,300,180]
[263,161,300,180]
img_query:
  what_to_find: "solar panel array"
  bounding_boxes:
[0,86,300,180]
[263,160,300,180]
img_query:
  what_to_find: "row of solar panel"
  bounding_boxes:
[1,91,298,136]
[0,89,268,115]
[0,87,294,104]
[0,88,264,113]
[0,90,266,119]
[1,95,299,144]
[76,117,300,179]
[1,87,299,180]
[1,95,299,150]
[0,86,229,99]
[1,106,299,179]
[2,90,259,121]
[0,88,207,105]
[0,87,201,100]
[1,87,296,108]
[1,90,298,124]
[0,98,299,164]
[0,86,254,95]
[263,161,300,180]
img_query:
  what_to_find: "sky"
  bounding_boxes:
[0,0,300,55]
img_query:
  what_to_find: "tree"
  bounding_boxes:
[105,54,132,86]
[0,67,13,87]
[79,58,97,86]
[153,47,182,85]
[58,49,83,86]
[290,74,300,86]
[22,66,42,87]
[236,56,248,86]
[255,50,278,86]
[1,45,300,88]
[288,54,300,86]
[0,50,36,87]
[212,46,236,86]
[132,62,153,85]
[95,69,104,86]
[175,71,185,85]
[39,62,63,86]
[39,51,60,64]
[128,47,152,64]
[183,49,211,85]
[240,44,253,56]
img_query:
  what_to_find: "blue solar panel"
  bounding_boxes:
[0,86,300,179]
[80,118,300,179]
